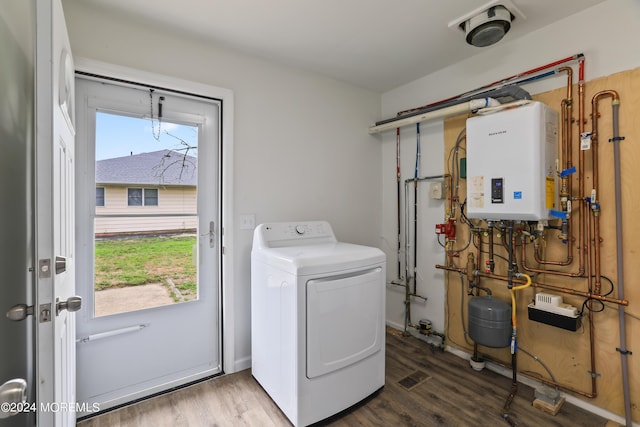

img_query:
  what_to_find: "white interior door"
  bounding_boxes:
[74,76,221,413]
[35,0,79,426]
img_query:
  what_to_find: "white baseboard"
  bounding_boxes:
[385,320,404,330]
[233,356,251,373]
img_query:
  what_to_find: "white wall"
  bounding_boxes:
[62,1,381,371]
[381,0,640,333]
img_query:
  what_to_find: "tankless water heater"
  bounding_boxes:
[466,101,558,221]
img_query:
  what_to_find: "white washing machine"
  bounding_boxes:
[251,221,386,426]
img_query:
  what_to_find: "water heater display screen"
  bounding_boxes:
[491,178,504,203]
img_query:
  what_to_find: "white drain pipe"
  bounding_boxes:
[368,97,500,134]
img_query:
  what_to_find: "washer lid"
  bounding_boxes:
[252,242,385,275]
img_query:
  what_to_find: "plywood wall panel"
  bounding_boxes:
[442,67,640,422]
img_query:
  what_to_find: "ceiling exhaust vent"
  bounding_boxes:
[448,0,525,48]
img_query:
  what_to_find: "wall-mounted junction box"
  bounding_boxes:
[466,101,558,221]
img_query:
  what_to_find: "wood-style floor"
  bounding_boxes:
[77,329,610,427]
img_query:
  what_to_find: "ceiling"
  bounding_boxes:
[69,0,606,92]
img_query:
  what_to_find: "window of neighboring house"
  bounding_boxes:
[127,187,159,206]
[96,187,105,207]
[144,188,159,206]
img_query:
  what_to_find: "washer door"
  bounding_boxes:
[306,267,383,379]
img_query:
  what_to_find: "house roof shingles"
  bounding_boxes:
[96,149,197,186]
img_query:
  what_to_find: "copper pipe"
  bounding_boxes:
[532,281,627,306]
[561,99,568,179]
[467,252,476,288]
[559,67,574,164]
[590,94,602,294]
[521,237,583,277]
[435,265,629,306]
[584,202,597,399]
[535,67,577,267]
[559,66,574,105]
[590,90,620,295]
[533,235,573,266]
[563,66,575,262]
[577,59,587,276]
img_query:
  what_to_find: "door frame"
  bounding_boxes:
[74,57,236,375]
[35,0,79,425]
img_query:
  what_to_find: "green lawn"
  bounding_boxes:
[94,235,197,300]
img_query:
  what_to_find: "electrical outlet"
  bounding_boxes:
[239,214,255,230]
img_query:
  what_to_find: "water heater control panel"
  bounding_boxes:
[466,101,558,221]
[491,177,504,204]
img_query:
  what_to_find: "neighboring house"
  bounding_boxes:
[95,149,198,236]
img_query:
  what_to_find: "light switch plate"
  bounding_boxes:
[239,214,256,230]
[430,181,443,199]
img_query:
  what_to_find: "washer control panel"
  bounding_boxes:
[254,221,337,248]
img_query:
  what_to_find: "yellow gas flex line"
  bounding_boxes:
[510,273,532,330]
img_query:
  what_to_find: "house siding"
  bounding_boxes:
[95,185,197,235]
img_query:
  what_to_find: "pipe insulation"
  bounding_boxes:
[397,53,583,117]
[375,84,531,129]
[369,97,500,134]
[370,53,584,134]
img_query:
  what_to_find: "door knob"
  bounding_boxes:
[0,378,27,419]
[6,304,33,322]
[56,296,82,315]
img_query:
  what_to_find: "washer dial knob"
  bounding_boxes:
[295,225,306,235]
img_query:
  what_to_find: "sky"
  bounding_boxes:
[95,112,198,161]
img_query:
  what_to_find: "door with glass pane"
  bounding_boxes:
[74,77,221,413]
